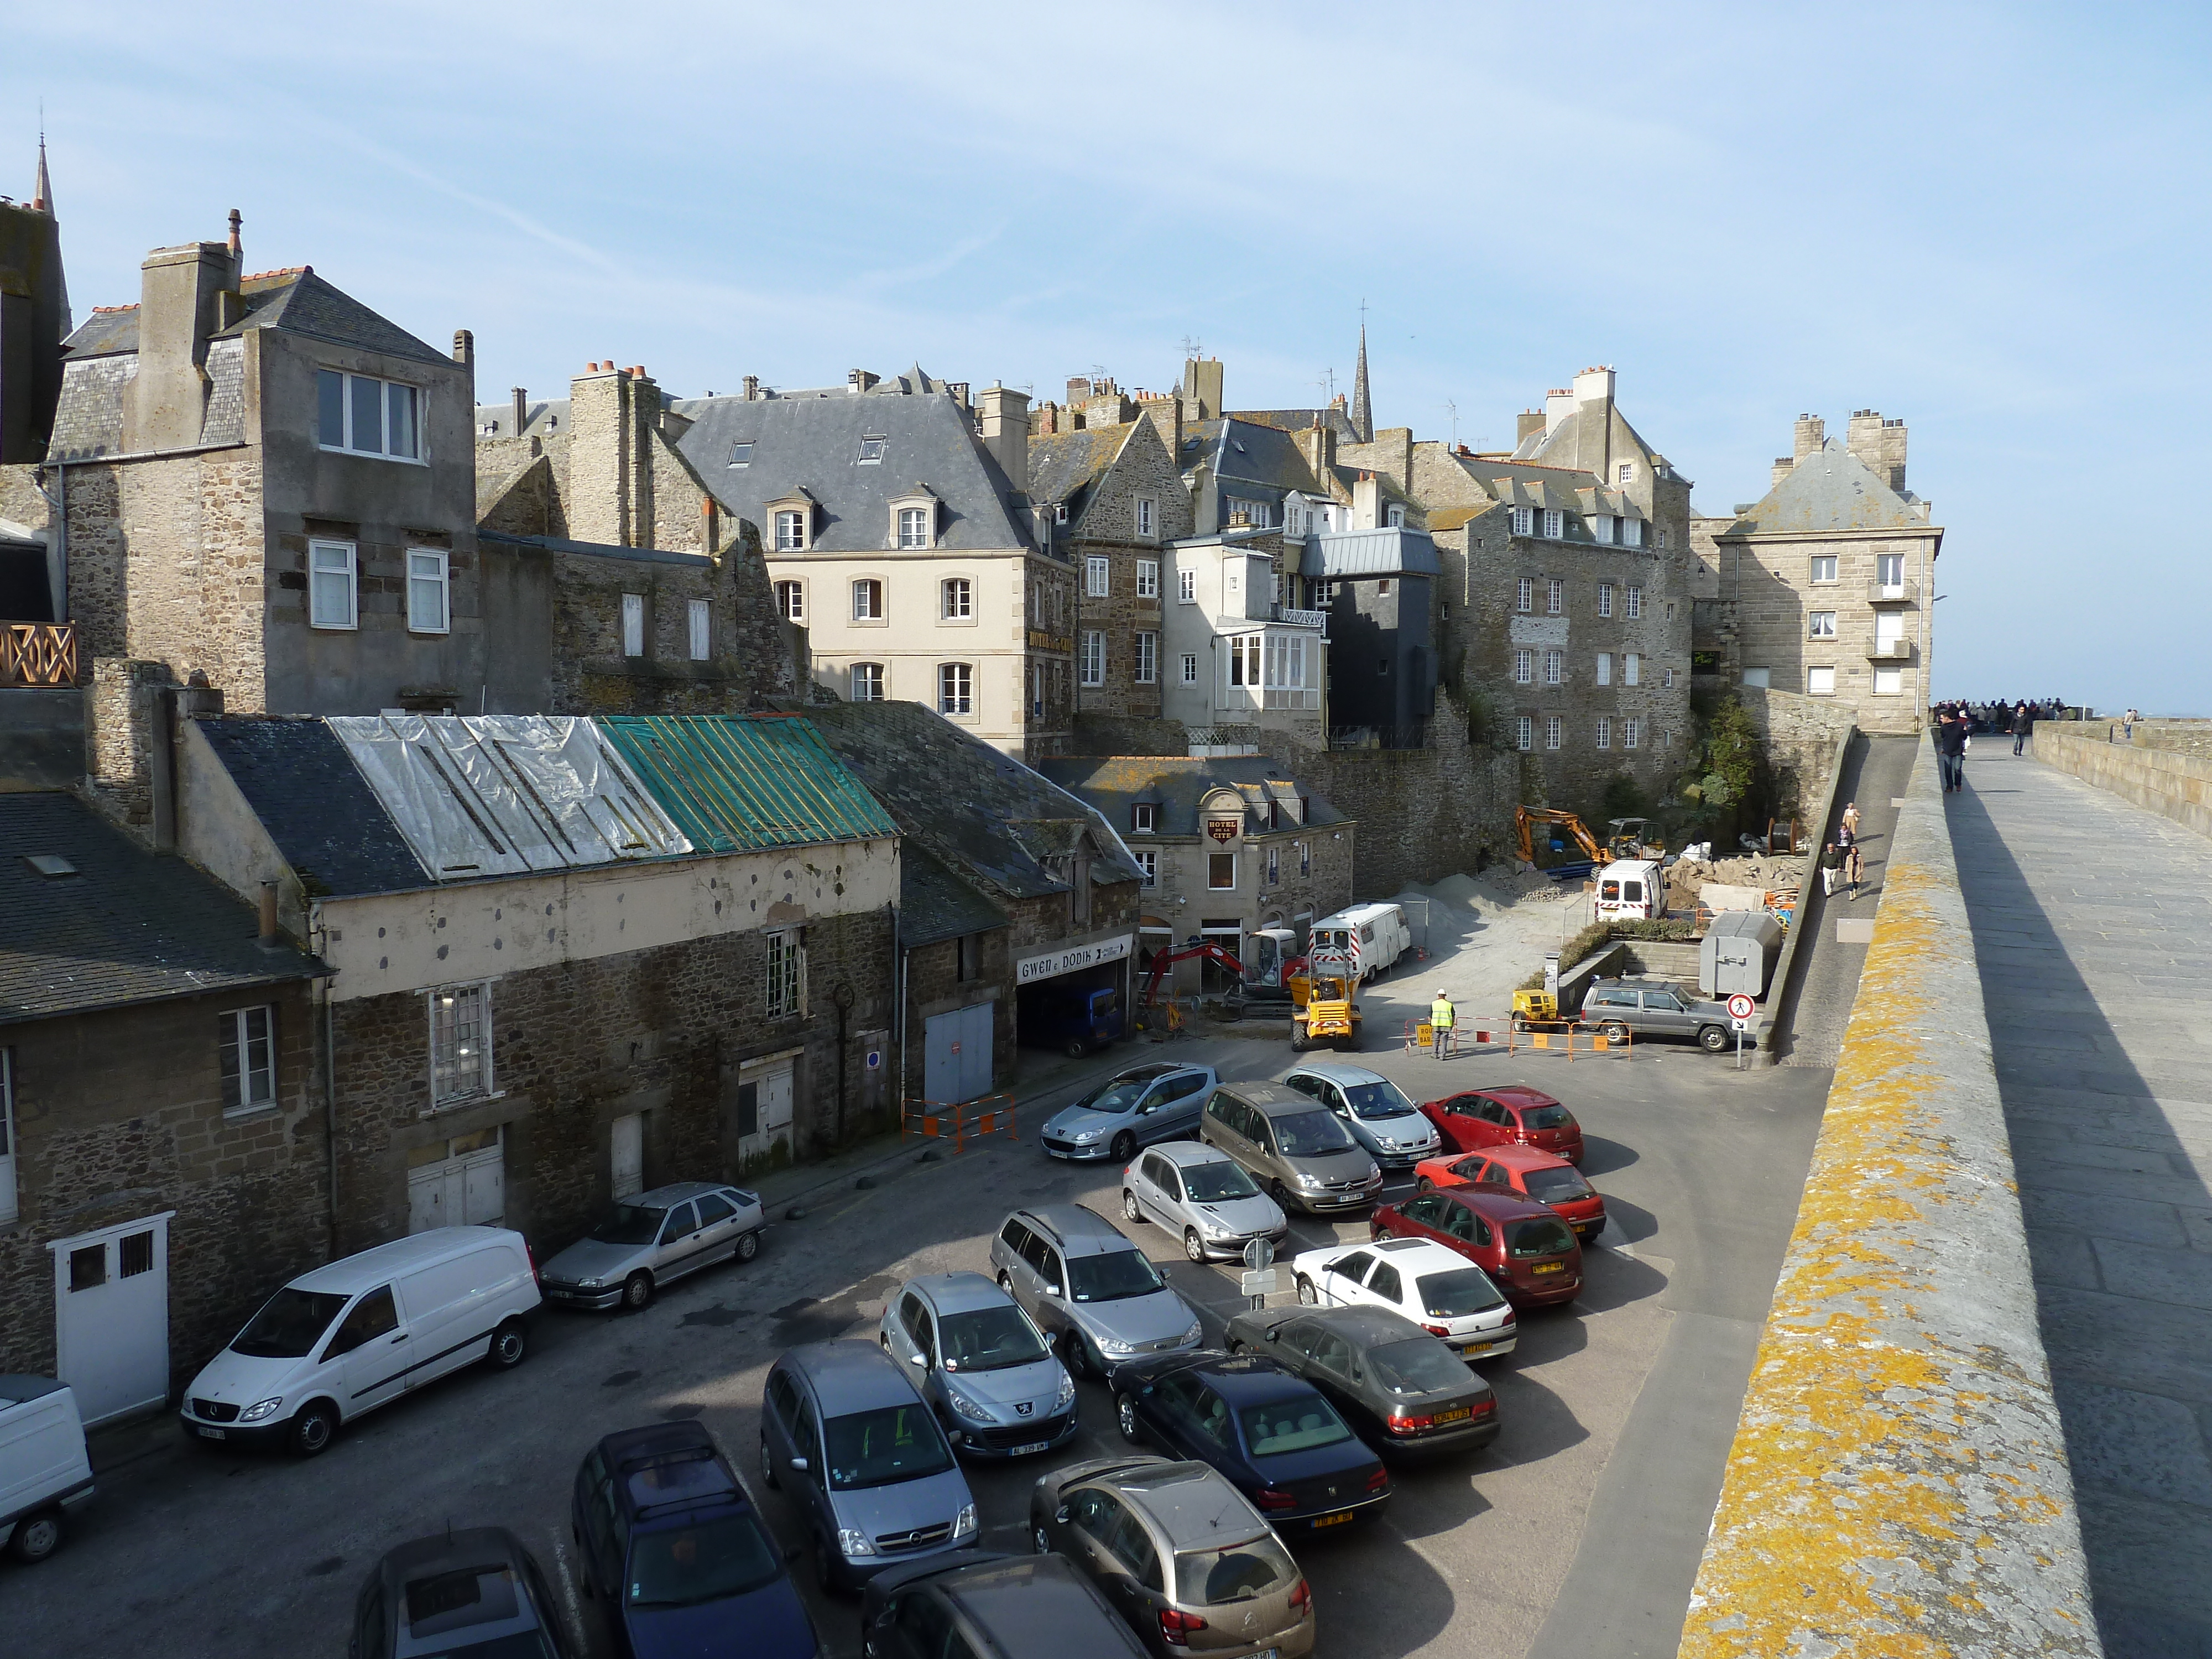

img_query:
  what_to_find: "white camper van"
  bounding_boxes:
[1594,859,1666,922]
[178,1227,539,1458]
[0,1377,93,1563]
[1308,902,1412,983]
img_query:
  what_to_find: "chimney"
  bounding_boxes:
[1543,387,1575,436]
[257,881,282,949]
[1180,357,1223,421]
[128,241,234,451]
[225,208,244,290]
[1296,420,1335,485]
[1772,457,1796,488]
[1879,417,1907,494]
[1136,392,1181,457]
[567,361,657,547]
[1065,375,1093,406]
[978,383,1031,497]
[1794,413,1825,462]
[1353,471,1381,530]
[848,369,879,394]
[1515,409,1545,446]
[1846,409,1897,486]
[1083,382,1133,428]
[511,386,527,435]
[1573,366,1615,408]
[742,374,759,401]
[453,328,474,369]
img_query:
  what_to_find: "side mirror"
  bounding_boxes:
[789,1455,809,1473]
[1264,1327,1280,1342]
[1055,1506,1070,1524]
[1046,1285,1063,1300]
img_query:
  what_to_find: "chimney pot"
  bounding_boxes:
[452,328,474,368]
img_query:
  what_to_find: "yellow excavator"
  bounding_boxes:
[1290,951,1362,1050]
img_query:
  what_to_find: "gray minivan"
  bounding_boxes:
[989,1207,1202,1378]
[759,1340,978,1594]
[1201,1082,1383,1215]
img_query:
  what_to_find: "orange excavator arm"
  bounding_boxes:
[1514,805,1605,865]
[1139,940,1247,1008]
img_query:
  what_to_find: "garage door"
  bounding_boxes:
[50,1213,174,1427]
[925,1003,994,1105]
[408,1126,505,1233]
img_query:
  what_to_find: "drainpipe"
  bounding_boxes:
[30,462,65,620]
[314,900,341,1258]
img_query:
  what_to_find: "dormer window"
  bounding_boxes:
[1131,803,1157,834]
[889,488,940,551]
[1511,507,1533,536]
[1052,502,1069,524]
[728,441,754,467]
[1542,509,1563,539]
[1592,514,1614,544]
[1623,518,1644,547]
[775,510,808,551]
[899,508,931,549]
[857,436,888,463]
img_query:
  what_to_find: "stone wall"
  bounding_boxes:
[85,656,170,830]
[901,928,1013,1101]
[1067,419,1191,721]
[1735,685,1857,820]
[2033,726,2212,841]
[1071,712,1190,757]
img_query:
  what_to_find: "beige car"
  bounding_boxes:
[1029,1454,1314,1658]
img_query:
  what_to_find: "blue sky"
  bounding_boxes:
[10,2,2206,711]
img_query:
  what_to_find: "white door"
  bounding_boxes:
[51,1213,174,1427]
[611,1113,644,1199]
[758,1065,794,1135]
[408,1128,504,1233]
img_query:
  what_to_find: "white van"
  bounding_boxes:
[0,1378,92,1564]
[178,1227,540,1458]
[1594,859,1665,922]
[1308,902,1412,983]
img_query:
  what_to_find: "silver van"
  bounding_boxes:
[1121,1140,1289,1264]
[1200,1083,1382,1215]
[536,1181,765,1311]
[989,1207,1202,1378]
[759,1340,977,1593]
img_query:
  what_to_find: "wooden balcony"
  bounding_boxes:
[1,622,81,687]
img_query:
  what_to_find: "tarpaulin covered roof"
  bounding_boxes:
[326,714,690,881]
[595,714,899,854]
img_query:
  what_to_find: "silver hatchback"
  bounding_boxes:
[877,1272,1078,1459]
[990,1207,1203,1379]
[537,1181,765,1311]
[1121,1140,1289,1263]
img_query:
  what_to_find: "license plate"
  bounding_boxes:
[1459,1340,1493,1354]
[1310,1510,1355,1528]
[1433,1407,1472,1425]
[196,1426,226,1440]
[1045,1148,1071,1160]
[1008,1441,1050,1456]
[1531,1261,1567,1275]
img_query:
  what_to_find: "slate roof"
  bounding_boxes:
[597,714,899,854]
[1184,419,1326,497]
[1511,397,1684,485]
[899,839,1009,947]
[1230,406,1361,444]
[193,718,429,898]
[1723,440,1934,536]
[1029,425,1131,526]
[1036,756,1348,842]
[801,700,1142,901]
[0,792,325,1026]
[478,528,713,570]
[674,389,1032,554]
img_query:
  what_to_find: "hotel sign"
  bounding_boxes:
[1207,816,1242,842]
[1015,933,1133,985]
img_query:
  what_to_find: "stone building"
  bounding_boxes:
[169,709,899,1257]
[0,791,328,1423]
[1696,413,1939,733]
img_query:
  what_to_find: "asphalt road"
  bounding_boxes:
[4,1024,1827,1659]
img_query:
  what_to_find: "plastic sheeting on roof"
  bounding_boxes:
[328,715,690,880]
[1313,527,1441,578]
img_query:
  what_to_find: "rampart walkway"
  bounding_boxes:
[1952,747,2212,1654]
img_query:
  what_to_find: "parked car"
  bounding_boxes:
[1581,978,1749,1052]
[571,1421,817,1659]
[1282,1238,1517,1360]
[990,1207,1203,1378]
[859,1550,1149,1659]
[759,1341,978,1594]
[1418,1084,1585,1165]
[180,1227,539,1458]
[1225,1305,1500,1457]
[0,1377,92,1564]
[1199,1082,1383,1216]
[1120,1140,1288,1264]
[1106,1352,1391,1537]
[1024,985,1125,1058]
[538,1182,766,1311]
[1370,1187,1583,1310]
[1041,1063,1218,1163]
[875,1273,1077,1459]
[1281,1063,1441,1173]
[1029,1455,1316,1658]
[1413,1145,1608,1240]
[349,1526,569,1659]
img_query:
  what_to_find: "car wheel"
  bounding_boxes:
[735,1229,761,1263]
[1061,1329,1093,1379]
[1372,1225,1393,1243]
[1110,1130,1136,1162]
[288,1401,338,1459]
[1123,1190,1144,1223]
[813,1536,838,1597]
[1296,1275,1318,1306]
[1600,1020,1630,1044]
[489,1318,528,1370]
[622,1271,654,1311]
[1033,1524,1051,1556]
[6,1507,60,1564]
[1184,1229,1207,1264]
[1415,1176,1434,1193]
[1271,1179,1298,1215]
[1290,1027,1308,1051]
[1699,1025,1729,1052]
[1511,1016,1528,1033]
[759,1434,780,1491]
[1065,1039,1089,1059]
[1115,1393,1143,1443]
[997,1271,1015,1294]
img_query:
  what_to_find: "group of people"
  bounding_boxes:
[1820,800,1865,900]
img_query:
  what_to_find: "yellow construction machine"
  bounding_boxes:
[1511,988,1573,1034]
[1291,953,1362,1050]
[1514,806,1606,866]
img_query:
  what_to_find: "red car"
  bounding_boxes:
[1411,1145,1607,1241]
[1370,1185,1583,1308]
[1419,1085,1584,1165]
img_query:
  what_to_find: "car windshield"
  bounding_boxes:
[1416,1268,1506,1317]
[230,1288,349,1359]
[823,1404,954,1490]
[1338,1079,1418,1120]
[1522,1105,1576,1131]
[1181,1161,1260,1203]
[1506,1218,1577,1259]
[590,1205,667,1246]
[1174,1532,1296,1605]
[1065,1248,1166,1303]
[1239,1395,1353,1457]
[1523,1167,1593,1202]
[1369,1337,1482,1396]
[1074,1076,1153,1116]
[625,1515,783,1608]
[938,1306,1048,1373]
[1274,1110,1356,1157]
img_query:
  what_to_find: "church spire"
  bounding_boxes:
[31,132,53,214]
[1349,315,1373,444]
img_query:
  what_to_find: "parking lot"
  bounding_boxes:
[5,1019,1828,1659]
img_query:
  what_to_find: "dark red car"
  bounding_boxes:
[1418,1085,1584,1165]
[1369,1186,1583,1308]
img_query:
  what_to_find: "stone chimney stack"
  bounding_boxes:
[1880,418,1907,493]
[1353,471,1382,530]
[1180,357,1223,421]
[1573,365,1615,409]
[1793,413,1825,463]
[742,375,759,401]
[1543,387,1575,436]
[452,329,474,369]
[1773,457,1797,488]
[568,362,658,547]
[978,383,1031,497]
[1296,420,1336,487]
[511,387,527,435]
[848,369,879,394]
[1516,409,1545,446]
[1846,410,1906,492]
[128,241,234,451]
[1136,391,1181,457]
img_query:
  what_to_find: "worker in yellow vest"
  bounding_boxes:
[1430,990,1455,1057]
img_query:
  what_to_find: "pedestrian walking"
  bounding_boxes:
[1840,801,1861,840]
[1429,989,1455,1058]
[1820,841,1845,896]
[1936,711,1966,792]
[2123,707,2140,740]
[1845,838,1864,897]
[2012,700,2031,756]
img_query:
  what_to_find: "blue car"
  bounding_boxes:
[572,1421,818,1659]
[1039,1062,1218,1163]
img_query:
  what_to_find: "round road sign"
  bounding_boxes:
[1725,994,1756,1020]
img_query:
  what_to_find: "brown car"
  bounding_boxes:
[1370,1185,1583,1310]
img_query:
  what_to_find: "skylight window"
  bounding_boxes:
[24,854,77,878]
[857,436,888,463]
[727,441,754,467]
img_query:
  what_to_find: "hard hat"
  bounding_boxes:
[1436,988,1448,997]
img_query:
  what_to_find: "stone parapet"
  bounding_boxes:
[2034,725,2212,840]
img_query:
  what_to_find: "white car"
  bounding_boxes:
[1120,1139,1289,1263]
[1288,1237,1517,1360]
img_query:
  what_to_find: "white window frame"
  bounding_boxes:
[1136,851,1159,888]
[774,580,805,623]
[1135,497,1157,538]
[1547,579,1564,615]
[219,1006,276,1117]
[1808,611,1837,639]
[1597,582,1614,618]
[621,593,645,658]
[775,509,809,552]
[853,578,885,622]
[1624,651,1641,686]
[1134,630,1158,684]
[1545,715,1563,750]
[938,661,973,716]
[1080,631,1106,686]
[1132,802,1157,835]
[429,981,493,1107]
[1624,518,1644,547]
[0,1049,14,1224]
[1516,716,1533,752]
[765,929,807,1020]
[1872,667,1904,696]
[898,506,932,549]
[1086,556,1110,598]
[1180,653,1198,684]
[1877,553,1906,591]
[1618,462,1634,485]
[1626,584,1642,619]
[1624,716,1641,749]
[1511,507,1533,536]
[1136,559,1160,598]
[1542,509,1563,539]
[687,598,711,662]
[317,368,422,462]
[1544,649,1564,686]
[1177,568,1196,603]
[1595,716,1612,750]
[1809,555,1838,584]
[850,661,884,702]
[1207,852,1237,891]
[941,577,974,621]
[1592,515,1614,546]
[1807,666,1837,696]
[309,539,358,630]
[1516,576,1533,613]
[1514,649,1534,685]
[405,549,450,635]
[1596,651,1613,687]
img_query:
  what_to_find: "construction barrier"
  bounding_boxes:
[1502,1019,1632,1060]
[900,1093,1018,1153]
[1402,1021,1512,1056]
